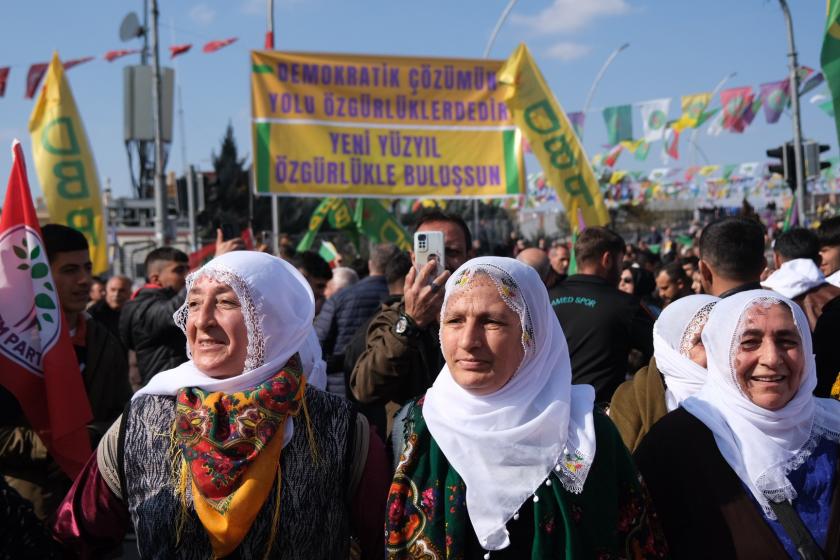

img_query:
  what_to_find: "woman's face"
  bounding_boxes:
[619,270,634,294]
[441,278,525,396]
[734,303,805,411]
[186,276,249,379]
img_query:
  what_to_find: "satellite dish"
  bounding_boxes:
[119,12,144,42]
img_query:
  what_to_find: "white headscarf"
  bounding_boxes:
[298,328,327,391]
[135,251,315,396]
[682,289,840,518]
[761,258,825,299]
[423,257,596,551]
[654,294,719,411]
[825,268,840,288]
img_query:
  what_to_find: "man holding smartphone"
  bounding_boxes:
[349,211,471,435]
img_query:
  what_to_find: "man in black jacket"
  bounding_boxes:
[549,226,654,404]
[119,247,190,388]
[315,243,399,397]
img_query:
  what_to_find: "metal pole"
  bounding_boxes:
[141,0,149,65]
[477,0,520,251]
[689,72,736,167]
[482,0,520,59]
[150,0,169,246]
[266,0,280,254]
[265,0,275,49]
[580,43,630,140]
[779,0,806,226]
[271,196,280,255]
[186,165,197,252]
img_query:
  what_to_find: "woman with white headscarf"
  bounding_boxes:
[636,289,840,558]
[52,251,390,558]
[610,294,719,451]
[385,257,667,559]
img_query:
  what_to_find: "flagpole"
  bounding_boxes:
[689,71,736,167]
[479,0,519,251]
[778,0,806,226]
[580,43,630,141]
[265,0,281,255]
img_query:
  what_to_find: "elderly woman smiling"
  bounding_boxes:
[385,257,667,559]
[636,290,840,558]
[52,251,389,559]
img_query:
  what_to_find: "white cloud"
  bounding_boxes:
[512,0,630,34]
[545,41,591,61]
[189,4,216,26]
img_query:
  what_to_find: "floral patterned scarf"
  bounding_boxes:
[174,354,305,556]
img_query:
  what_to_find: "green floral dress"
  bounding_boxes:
[385,397,669,560]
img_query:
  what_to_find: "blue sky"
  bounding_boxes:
[0,0,832,200]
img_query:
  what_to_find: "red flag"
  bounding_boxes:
[25,56,94,98]
[63,56,94,70]
[0,141,93,478]
[169,44,193,59]
[25,63,48,99]
[603,144,623,167]
[202,37,238,53]
[104,49,141,62]
[665,128,680,160]
[0,67,9,97]
[720,86,753,132]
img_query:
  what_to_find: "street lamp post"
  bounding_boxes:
[778,0,807,226]
[478,0,521,246]
[580,43,630,140]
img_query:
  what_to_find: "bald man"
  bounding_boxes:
[89,275,132,337]
[517,247,555,289]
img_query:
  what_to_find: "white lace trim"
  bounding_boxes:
[444,264,536,355]
[173,264,265,371]
[755,414,840,518]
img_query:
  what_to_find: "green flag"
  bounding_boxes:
[297,198,356,252]
[821,0,840,147]
[353,199,412,251]
[602,105,633,147]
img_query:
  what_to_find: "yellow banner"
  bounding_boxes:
[251,50,524,198]
[28,53,107,274]
[497,44,608,231]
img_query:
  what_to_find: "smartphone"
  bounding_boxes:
[414,231,445,280]
[220,223,237,241]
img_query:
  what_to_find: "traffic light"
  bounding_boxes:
[804,142,831,179]
[767,142,798,191]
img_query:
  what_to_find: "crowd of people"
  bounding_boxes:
[1,210,840,558]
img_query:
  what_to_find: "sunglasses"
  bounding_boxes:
[620,276,633,284]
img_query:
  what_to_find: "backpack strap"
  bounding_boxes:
[769,501,824,560]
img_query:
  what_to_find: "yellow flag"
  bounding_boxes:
[29,53,107,274]
[671,92,712,132]
[497,44,608,231]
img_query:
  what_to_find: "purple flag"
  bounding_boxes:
[568,111,585,139]
[760,80,789,124]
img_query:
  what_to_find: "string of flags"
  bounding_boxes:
[518,155,840,211]
[0,37,238,99]
[555,67,831,166]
